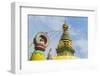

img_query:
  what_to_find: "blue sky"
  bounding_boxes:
[28,15,88,59]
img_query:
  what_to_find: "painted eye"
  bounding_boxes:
[39,37,42,41]
[40,39,42,41]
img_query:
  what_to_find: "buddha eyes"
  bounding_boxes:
[39,37,44,41]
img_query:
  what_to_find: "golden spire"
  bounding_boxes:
[56,21,75,56]
[63,22,69,34]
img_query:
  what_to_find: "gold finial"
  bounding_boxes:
[63,22,68,33]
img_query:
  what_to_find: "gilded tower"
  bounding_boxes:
[56,22,75,56]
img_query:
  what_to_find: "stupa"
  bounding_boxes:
[53,22,77,60]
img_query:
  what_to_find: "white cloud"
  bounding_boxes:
[69,25,81,36]
[35,16,65,31]
[73,39,88,57]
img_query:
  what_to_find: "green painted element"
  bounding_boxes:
[33,50,45,55]
[56,47,75,54]
[30,50,47,60]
